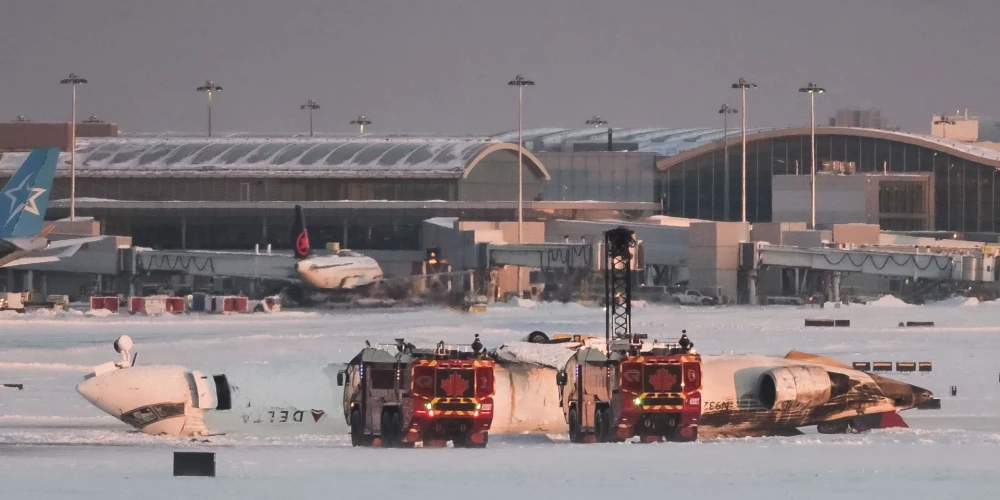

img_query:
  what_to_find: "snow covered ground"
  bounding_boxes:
[2,302,1000,498]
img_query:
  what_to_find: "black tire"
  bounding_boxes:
[381,410,402,447]
[253,303,265,313]
[594,407,606,443]
[350,410,364,447]
[452,433,467,448]
[817,420,849,434]
[527,331,549,343]
[568,407,582,443]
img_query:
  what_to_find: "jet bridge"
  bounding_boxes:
[752,244,995,282]
[746,242,996,304]
[130,248,297,281]
[484,243,597,271]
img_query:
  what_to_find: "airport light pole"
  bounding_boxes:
[719,104,738,221]
[300,100,320,137]
[731,78,756,222]
[799,82,825,229]
[60,72,87,221]
[508,74,534,297]
[196,80,223,137]
[350,115,372,135]
[934,115,956,139]
[585,115,607,127]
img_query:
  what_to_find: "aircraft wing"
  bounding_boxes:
[46,236,103,249]
[1,237,100,268]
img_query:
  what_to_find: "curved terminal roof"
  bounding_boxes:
[652,126,1000,170]
[0,137,549,180]
[493,127,758,155]
[495,127,1000,170]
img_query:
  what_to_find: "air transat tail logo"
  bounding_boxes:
[295,230,310,258]
[3,175,45,225]
[441,373,470,397]
[648,369,678,392]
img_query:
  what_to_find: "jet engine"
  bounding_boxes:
[757,365,831,410]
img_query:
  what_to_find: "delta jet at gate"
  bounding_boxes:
[290,205,383,290]
[0,148,101,268]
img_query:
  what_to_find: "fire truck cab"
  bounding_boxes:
[338,336,495,448]
[558,337,701,443]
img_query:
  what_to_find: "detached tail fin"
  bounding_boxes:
[291,204,311,259]
[0,148,59,238]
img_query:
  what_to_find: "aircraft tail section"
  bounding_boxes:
[291,204,311,259]
[0,148,59,238]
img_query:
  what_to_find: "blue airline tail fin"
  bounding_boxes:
[0,148,60,238]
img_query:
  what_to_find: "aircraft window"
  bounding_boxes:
[324,143,367,166]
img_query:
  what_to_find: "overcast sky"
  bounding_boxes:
[1,0,996,136]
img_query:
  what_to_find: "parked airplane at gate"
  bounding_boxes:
[76,336,935,438]
[0,148,101,268]
[290,205,383,291]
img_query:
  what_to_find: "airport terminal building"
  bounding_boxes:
[0,124,998,255]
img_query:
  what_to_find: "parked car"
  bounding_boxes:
[670,289,718,306]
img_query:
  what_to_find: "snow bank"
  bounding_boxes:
[866,295,912,308]
[929,296,980,307]
[84,308,117,318]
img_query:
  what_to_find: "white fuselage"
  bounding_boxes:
[295,253,383,290]
[76,349,929,438]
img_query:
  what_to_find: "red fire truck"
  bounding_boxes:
[338,336,495,448]
[556,227,702,443]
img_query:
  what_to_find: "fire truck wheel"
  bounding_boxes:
[350,410,364,447]
[568,408,583,443]
[389,412,403,446]
[381,409,401,447]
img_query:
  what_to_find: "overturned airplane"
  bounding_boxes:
[76,335,935,439]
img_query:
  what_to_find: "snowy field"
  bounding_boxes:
[2,300,1000,499]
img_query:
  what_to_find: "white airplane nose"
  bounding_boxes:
[76,365,195,435]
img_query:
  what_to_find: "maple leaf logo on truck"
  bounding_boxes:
[441,373,470,397]
[648,369,678,392]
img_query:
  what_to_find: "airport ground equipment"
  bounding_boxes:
[557,226,702,443]
[338,336,495,448]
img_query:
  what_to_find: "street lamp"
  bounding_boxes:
[508,74,534,296]
[300,100,321,137]
[934,115,956,139]
[196,80,223,137]
[585,115,608,127]
[719,104,738,221]
[350,115,372,135]
[798,81,825,229]
[60,72,88,221]
[731,78,756,222]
